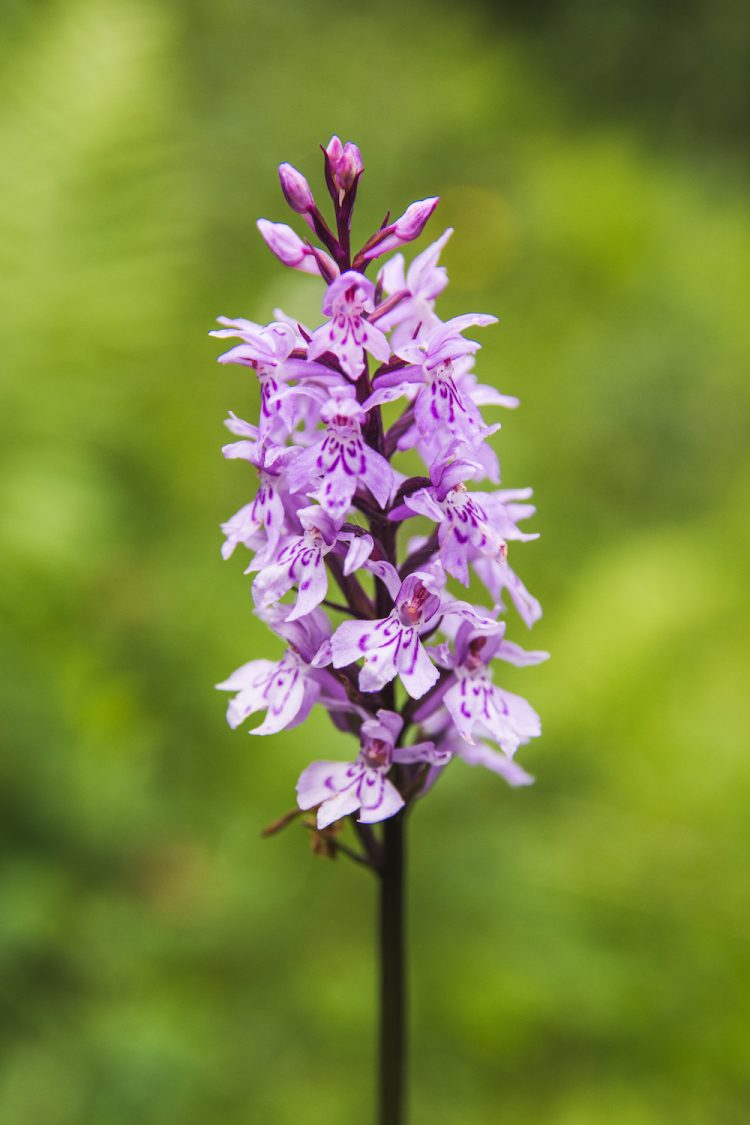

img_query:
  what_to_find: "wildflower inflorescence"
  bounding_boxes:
[214,137,547,834]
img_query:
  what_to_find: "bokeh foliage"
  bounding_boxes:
[2,1,749,1122]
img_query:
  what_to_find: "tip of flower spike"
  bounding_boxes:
[324,135,343,163]
[337,143,363,192]
[323,136,364,195]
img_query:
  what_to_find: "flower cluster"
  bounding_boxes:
[214,137,547,832]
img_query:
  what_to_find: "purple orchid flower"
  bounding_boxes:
[296,709,448,828]
[397,457,507,585]
[219,419,296,562]
[364,315,497,448]
[251,505,339,622]
[327,569,442,698]
[212,319,329,441]
[216,608,343,735]
[395,458,540,587]
[325,564,497,700]
[436,620,547,753]
[251,501,374,623]
[308,271,391,380]
[287,386,394,521]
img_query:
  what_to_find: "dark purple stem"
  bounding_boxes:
[322,598,357,617]
[308,206,344,264]
[391,475,431,509]
[326,555,376,620]
[337,173,361,268]
[378,809,407,1125]
[384,407,416,459]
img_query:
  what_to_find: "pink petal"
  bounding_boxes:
[358,776,405,823]
[398,637,439,699]
[331,619,378,667]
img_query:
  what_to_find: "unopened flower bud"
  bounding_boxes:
[337,143,363,192]
[393,197,439,240]
[360,197,440,262]
[256,219,318,274]
[324,135,363,200]
[325,135,344,166]
[278,163,315,215]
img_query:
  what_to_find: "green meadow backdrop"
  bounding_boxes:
[2,1,749,1121]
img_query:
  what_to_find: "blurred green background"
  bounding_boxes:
[2,0,749,1121]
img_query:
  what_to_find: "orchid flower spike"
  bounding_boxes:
[212,138,546,838]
